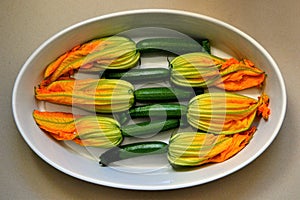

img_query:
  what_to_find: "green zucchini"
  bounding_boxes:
[100,68,170,83]
[121,119,180,137]
[136,37,211,54]
[99,141,168,166]
[116,103,188,127]
[128,103,187,119]
[134,87,204,102]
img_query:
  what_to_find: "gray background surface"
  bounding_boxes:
[1,0,299,199]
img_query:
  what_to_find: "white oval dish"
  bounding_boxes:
[12,9,286,190]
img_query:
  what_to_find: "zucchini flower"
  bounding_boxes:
[43,36,140,85]
[170,52,266,91]
[35,78,135,113]
[170,53,224,87]
[168,126,256,167]
[187,92,270,134]
[33,110,122,147]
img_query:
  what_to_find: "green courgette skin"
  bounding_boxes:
[136,38,211,55]
[134,87,204,102]
[128,103,187,119]
[116,103,188,125]
[100,68,170,83]
[99,141,168,166]
[121,119,180,137]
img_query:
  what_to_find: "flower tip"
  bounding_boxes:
[257,93,270,120]
[221,57,239,69]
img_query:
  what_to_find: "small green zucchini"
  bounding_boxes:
[100,68,170,83]
[121,119,180,137]
[99,141,168,166]
[134,87,204,102]
[128,103,187,119]
[136,37,211,54]
[116,103,188,127]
